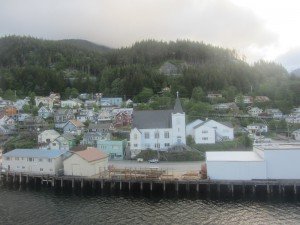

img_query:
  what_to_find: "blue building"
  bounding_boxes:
[96,139,127,160]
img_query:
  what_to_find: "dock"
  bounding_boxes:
[1,171,300,198]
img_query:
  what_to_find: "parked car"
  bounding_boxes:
[137,158,144,162]
[148,159,159,163]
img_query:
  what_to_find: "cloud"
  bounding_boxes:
[276,48,300,71]
[0,0,277,52]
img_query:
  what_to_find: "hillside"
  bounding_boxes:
[0,36,299,109]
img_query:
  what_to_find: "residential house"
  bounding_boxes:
[100,97,123,107]
[207,93,222,99]
[285,116,300,124]
[125,99,133,106]
[0,99,12,109]
[0,114,9,126]
[255,96,270,103]
[81,132,109,147]
[13,99,30,111]
[130,96,186,157]
[63,147,108,177]
[4,106,18,117]
[88,123,113,136]
[38,106,53,119]
[97,110,112,123]
[49,93,61,108]
[2,149,67,175]
[63,120,85,136]
[38,130,60,148]
[248,107,263,117]
[97,139,127,160]
[265,109,283,119]
[213,102,239,111]
[35,96,54,109]
[84,100,98,109]
[76,109,95,123]
[292,129,300,141]
[18,116,48,132]
[49,133,76,151]
[235,95,253,104]
[247,123,268,134]
[17,113,31,123]
[114,111,132,127]
[60,99,82,108]
[190,120,234,144]
[54,109,75,128]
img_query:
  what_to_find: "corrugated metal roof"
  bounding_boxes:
[3,149,67,158]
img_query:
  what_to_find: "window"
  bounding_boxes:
[164,143,170,147]
[28,158,33,162]
[134,134,138,140]
[48,159,52,163]
[155,132,159,139]
[134,144,138,147]
[202,137,208,140]
[6,157,10,161]
[53,143,56,146]
[40,168,43,171]
[155,143,160,148]
[15,157,19,161]
[164,132,169,138]
[144,132,150,139]
[202,130,208,134]
[22,166,25,169]
[39,158,43,162]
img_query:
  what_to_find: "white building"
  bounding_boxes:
[2,149,66,175]
[206,143,300,180]
[130,96,186,157]
[186,119,203,137]
[247,123,268,134]
[38,130,60,148]
[63,147,108,176]
[61,99,82,108]
[188,120,234,144]
[248,107,263,117]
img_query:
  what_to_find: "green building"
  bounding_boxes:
[96,139,127,160]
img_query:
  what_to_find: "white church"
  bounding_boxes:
[130,94,186,157]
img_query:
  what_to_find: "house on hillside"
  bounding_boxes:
[235,95,253,104]
[38,106,53,119]
[49,133,76,151]
[63,147,108,177]
[88,123,113,136]
[265,108,283,119]
[247,123,268,134]
[255,96,270,103]
[248,107,263,117]
[81,132,109,147]
[97,139,128,160]
[186,119,203,137]
[63,120,85,135]
[35,96,54,109]
[60,99,82,108]
[114,112,132,127]
[130,95,186,157]
[100,97,123,107]
[38,129,60,149]
[54,109,75,128]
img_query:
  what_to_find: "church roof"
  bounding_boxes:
[132,110,173,129]
[174,97,183,113]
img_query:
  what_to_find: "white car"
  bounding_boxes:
[148,159,159,163]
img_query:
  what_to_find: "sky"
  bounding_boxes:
[0,0,300,70]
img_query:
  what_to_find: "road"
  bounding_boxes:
[109,160,203,173]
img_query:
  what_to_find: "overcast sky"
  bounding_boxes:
[1,0,300,70]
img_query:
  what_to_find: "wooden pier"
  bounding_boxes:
[1,172,300,198]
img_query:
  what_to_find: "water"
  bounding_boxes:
[0,186,300,225]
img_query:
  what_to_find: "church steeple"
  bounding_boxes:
[174,92,183,113]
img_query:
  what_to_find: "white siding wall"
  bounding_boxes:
[265,150,300,179]
[2,156,63,175]
[194,126,215,144]
[207,161,266,180]
[63,154,108,177]
[139,128,173,150]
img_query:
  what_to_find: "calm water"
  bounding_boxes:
[0,186,300,225]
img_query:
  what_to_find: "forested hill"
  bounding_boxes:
[0,35,299,108]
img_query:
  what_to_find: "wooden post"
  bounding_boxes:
[52,178,55,187]
[120,181,122,191]
[267,184,270,195]
[150,182,153,192]
[19,173,22,184]
[72,179,75,189]
[92,180,95,189]
[207,184,210,194]
[81,179,84,189]
[231,184,234,197]
[196,183,199,193]
[242,184,245,197]
[26,175,29,184]
[61,178,63,188]
[13,173,16,183]
[294,184,297,195]
[128,181,131,191]
[175,182,179,194]
[163,181,166,193]
[101,180,104,190]
[140,181,143,192]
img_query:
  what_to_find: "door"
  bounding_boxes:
[72,164,81,176]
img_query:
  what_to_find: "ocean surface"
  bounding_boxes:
[0,186,300,225]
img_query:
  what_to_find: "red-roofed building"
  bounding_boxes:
[63,147,108,177]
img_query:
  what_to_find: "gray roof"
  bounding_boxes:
[174,98,183,113]
[88,123,111,130]
[61,133,75,141]
[4,149,67,158]
[132,110,173,129]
